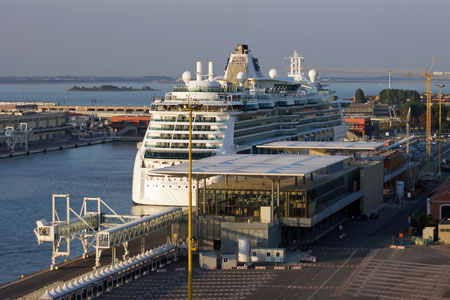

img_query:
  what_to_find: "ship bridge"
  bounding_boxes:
[34,194,183,269]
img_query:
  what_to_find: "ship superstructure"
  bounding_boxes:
[132,44,347,206]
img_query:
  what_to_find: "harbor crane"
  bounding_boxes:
[313,58,450,173]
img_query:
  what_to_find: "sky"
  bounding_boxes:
[0,0,449,77]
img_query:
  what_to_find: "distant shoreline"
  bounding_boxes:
[67,85,159,92]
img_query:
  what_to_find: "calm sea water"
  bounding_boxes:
[0,80,431,285]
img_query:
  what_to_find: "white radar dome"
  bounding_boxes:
[182,71,192,86]
[308,69,318,82]
[236,72,247,86]
[269,69,277,78]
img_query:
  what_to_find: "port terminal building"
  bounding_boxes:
[258,141,415,200]
[149,151,385,253]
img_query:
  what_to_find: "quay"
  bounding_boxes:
[0,137,117,159]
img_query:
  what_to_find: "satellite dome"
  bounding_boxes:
[269,69,277,78]
[308,69,318,82]
[236,72,247,86]
[182,71,192,86]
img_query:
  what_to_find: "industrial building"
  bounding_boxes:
[0,111,69,151]
[110,116,151,137]
[150,152,385,253]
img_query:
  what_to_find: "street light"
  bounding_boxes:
[182,102,195,300]
[437,84,445,176]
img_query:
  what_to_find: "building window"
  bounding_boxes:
[223,258,228,263]
[266,252,271,257]
[252,252,256,256]
[276,252,280,257]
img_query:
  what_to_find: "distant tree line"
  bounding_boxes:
[354,88,450,130]
[68,85,156,92]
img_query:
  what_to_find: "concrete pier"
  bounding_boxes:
[0,137,117,159]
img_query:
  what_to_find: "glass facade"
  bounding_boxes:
[198,169,360,221]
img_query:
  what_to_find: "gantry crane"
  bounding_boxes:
[313,58,450,173]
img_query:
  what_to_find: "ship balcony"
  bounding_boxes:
[151,119,226,124]
[149,127,226,132]
[146,136,224,142]
[234,123,279,134]
[145,144,220,150]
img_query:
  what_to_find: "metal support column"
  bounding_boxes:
[141,236,145,254]
[112,246,116,265]
[203,178,206,215]
[276,179,280,219]
[271,180,275,220]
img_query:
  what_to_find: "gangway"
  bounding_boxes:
[34,194,183,270]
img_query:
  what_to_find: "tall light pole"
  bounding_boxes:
[186,103,194,300]
[437,84,445,176]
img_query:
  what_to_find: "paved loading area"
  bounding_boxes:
[97,182,450,300]
[97,244,450,300]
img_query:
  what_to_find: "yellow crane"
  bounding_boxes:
[314,58,450,173]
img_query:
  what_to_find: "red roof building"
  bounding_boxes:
[429,180,450,222]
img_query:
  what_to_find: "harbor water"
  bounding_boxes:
[0,81,431,284]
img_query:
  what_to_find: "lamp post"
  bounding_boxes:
[185,102,194,300]
[437,84,445,176]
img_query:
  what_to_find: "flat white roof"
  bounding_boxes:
[148,154,350,177]
[257,141,385,151]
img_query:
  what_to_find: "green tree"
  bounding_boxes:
[354,88,366,103]
[379,89,421,106]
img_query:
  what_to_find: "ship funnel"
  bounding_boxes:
[196,61,202,81]
[208,61,214,81]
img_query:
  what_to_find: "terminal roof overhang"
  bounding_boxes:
[148,154,350,178]
[256,141,386,151]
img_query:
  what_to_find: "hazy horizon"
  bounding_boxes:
[1,0,449,77]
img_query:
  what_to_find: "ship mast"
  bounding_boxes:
[288,50,304,82]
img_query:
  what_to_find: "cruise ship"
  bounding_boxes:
[132,44,347,206]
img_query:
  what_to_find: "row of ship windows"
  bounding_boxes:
[235,113,341,131]
[234,118,341,138]
[234,104,337,122]
[147,185,196,189]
